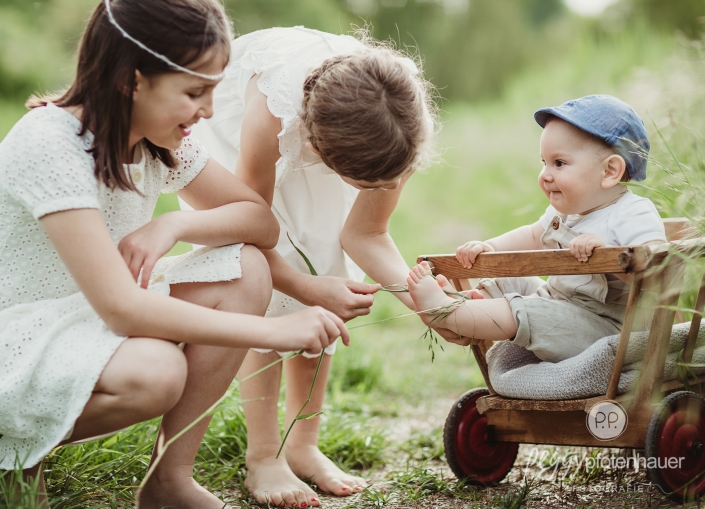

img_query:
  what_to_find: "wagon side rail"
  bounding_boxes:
[417,234,705,399]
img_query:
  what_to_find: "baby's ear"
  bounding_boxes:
[601,154,626,188]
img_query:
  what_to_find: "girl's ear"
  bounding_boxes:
[131,70,145,100]
[601,154,626,189]
[305,141,320,156]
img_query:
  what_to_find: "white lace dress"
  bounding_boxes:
[191,27,409,356]
[0,104,243,469]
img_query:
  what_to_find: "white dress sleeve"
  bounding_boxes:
[0,111,100,220]
[161,134,209,193]
[237,28,368,186]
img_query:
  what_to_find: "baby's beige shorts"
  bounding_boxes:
[477,276,623,363]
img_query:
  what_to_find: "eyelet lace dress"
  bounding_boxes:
[0,104,243,469]
[191,27,400,356]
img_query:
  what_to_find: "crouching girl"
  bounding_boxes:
[0,2,347,508]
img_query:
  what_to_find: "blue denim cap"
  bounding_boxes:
[534,95,649,181]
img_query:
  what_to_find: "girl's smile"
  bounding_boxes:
[130,48,227,153]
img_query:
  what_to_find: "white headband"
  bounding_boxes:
[103,0,225,81]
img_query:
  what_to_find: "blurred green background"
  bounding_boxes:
[6,2,705,506]
[2,0,705,404]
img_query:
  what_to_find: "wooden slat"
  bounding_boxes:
[476,394,631,414]
[661,372,705,393]
[632,261,684,406]
[454,279,472,291]
[419,237,705,281]
[606,273,643,400]
[684,274,705,364]
[486,407,653,448]
[477,395,597,413]
[650,261,686,401]
[418,246,642,279]
[471,343,494,394]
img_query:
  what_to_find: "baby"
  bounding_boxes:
[408,95,666,363]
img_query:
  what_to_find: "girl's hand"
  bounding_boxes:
[301,276,381,321]
[118,212,181,288]
[456,241,495,268]
[270,306,350,354]
[569,234,607,262]
[433,326,472,346]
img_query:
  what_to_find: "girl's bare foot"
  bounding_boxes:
[244,454,319,508]
[407,263,460,327]
[286,444,366,496]
[137,476,233,509]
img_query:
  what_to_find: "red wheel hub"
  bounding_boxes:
[453,392,518,484]
[656,398,705,496]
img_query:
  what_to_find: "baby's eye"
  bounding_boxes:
[555,160,565,167]
[187,92,204,99]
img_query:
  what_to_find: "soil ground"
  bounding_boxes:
[223,399,697,509]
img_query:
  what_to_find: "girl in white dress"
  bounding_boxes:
[191,27,436,508]
[0,4,347,509]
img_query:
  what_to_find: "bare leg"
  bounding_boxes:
[138,245,272,509]
[14,462,49,509]
[65,338,188,442]
[239,350,320,508]
[15,335,189,509]
[407,264,517,341]
[284,354,366,495]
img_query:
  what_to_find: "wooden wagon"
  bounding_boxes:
[418,218,705,501]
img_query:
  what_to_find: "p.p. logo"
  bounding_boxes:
[587,400,628,441]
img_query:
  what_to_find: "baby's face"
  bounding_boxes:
[538,118,611,215]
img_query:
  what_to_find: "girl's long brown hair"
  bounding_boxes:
[27,0,232,192]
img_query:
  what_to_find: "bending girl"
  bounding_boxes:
[0,4,346,509]
[191,26,436,508]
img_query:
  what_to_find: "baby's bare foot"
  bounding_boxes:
[286,444,366,496]
[244,455,319,508]
[137,476,232,509]
[407,263,458,327]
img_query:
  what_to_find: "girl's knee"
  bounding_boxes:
[238,245,273,311]
[123,340,187,416]
[146,343,187,411]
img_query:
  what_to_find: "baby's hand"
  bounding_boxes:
[569,234,607,262]
[456,241,495,268]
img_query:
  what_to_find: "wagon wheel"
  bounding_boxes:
[443,388,518,485]
[646,391,705,502]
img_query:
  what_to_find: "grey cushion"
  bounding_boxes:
[486,322,705,400]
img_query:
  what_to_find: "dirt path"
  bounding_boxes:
[225,399,694,508]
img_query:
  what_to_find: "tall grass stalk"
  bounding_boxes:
[275,234,327,459]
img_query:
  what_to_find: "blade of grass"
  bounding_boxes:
[276,350,325,459]
[287,232,317,276]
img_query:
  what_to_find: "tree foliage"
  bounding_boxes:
[0,0,700,106]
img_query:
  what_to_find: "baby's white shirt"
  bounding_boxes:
[538,190,666,246]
